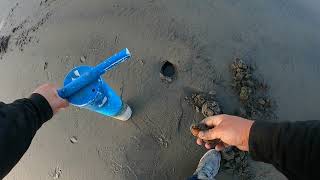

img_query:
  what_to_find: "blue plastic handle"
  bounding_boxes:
[58,48,131,99]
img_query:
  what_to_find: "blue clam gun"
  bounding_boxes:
[57,48,132,121]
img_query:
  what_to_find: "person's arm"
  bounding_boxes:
[196,114,320,179]
[249,120,320,179]
[0,84,68,179]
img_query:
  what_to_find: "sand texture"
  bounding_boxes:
[1,0,320,179]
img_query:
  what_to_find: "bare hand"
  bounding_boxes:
[33,84,69,114]
[196,114,254,151]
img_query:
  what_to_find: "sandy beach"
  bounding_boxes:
[1,0,320,179]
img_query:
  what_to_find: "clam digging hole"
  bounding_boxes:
[160,61,176,83]
[161,61,175,78]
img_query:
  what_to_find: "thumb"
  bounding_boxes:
[198,128,220,140]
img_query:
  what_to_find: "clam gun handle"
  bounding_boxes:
[57,48,131,99]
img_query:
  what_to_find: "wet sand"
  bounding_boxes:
[1,0,320,179]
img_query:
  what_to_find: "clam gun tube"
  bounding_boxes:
[57,48,132,121]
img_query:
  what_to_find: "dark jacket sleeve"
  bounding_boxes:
[249,120,320,179]
[0,93,53,179]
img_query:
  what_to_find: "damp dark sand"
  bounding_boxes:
[1,0,320,179]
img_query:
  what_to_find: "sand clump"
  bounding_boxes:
[186,92,222,116]
[186,93,223,149]
[0,35,10,54]
[190,123,221,147]
[186,58,276,179]
[186,92,251,179]
[231,58,274,120]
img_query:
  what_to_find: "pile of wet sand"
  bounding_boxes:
[186,92,251,179]
[0,35,10,54]
[231,58,275,120]
[186,58,275,179]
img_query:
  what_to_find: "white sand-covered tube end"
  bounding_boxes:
[113,104,132,121]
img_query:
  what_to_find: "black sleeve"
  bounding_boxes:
[0,93,53,179]
[249,120,320,179]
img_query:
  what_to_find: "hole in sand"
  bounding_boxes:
[92,89,95,92]
[160,61,175,78]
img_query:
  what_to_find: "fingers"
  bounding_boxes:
[201,115,224,127]
[215,143,225,151]
[196,138,203,145]
[56,93,69,108]
[198,128,220,141]
[204,142,227,151]
[34,83,70,114]
[197,138,227,150]
[196,138,214,150]
[195,115,228,149]
[205,143,212,149]
[51,85,69,109]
